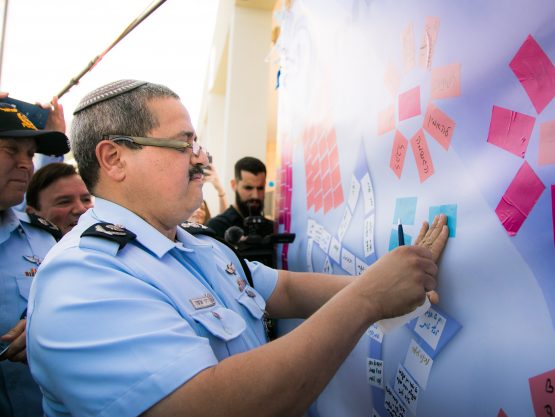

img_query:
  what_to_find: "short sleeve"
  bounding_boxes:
[245,260,279,301]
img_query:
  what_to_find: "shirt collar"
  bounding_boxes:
[0,208,21,245]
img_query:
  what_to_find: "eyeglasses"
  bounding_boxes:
[103,134,203,156]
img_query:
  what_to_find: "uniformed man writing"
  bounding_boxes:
[26,80,449,417]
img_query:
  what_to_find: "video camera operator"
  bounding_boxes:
[207,156,293,268]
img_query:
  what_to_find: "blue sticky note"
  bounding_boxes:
[388,229,413,251]
[393,197,418,225]
[428,204,457,237]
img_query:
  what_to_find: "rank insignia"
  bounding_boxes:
[82,223,137,250]
[23,255,42,265]
[225,263,237,275]
[246,289,256,298]
[237,278,247,292]
[25,268,37,277]
[190,293,216,310]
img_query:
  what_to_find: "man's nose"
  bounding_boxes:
[191,146,209,166]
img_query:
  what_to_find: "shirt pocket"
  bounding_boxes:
[191,307,246,342]
[16,276,33,301]
[235,287,266,319]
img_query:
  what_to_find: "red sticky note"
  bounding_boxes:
[333,184,344,208]
[487,105,535,158]
[402,22,416,72]
[331,165,341,186]
[419,16,440,70]
[323,190,333,214]
[423,102,456,150]
[539,120,555,165]
[497,409,507,417]
[495,161,545,236]
[399,86,421,121]
[410,129,435,182]
[510,35,555,114]
[390,130,409,179]
[552,185,555,247]
[314,188,323,212]
[378,105,396,135]
[529,368,555,417]
[321,171,332,193]
[431,63,461,100]
[384,63,401,97]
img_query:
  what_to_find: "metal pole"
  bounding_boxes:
[0,0,10,87]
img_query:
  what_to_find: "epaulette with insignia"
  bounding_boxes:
[81,223,136,250]
[28,213,63,241]
[179,221,217,237]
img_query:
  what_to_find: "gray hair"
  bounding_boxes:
[70,81,179,191]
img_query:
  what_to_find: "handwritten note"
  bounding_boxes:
[529,368,555,417]
[410,129,435,182]
[348,174,361,212]
[337,208,352,242]
[360,173,375,214]
[404,339,433,389]
[419,16,440,70]
[385,385,408,417]
[390,130,409,179]
[487,105,535,158]
[399,86,421,121]
[394,364,421,415]
[431,63,461,99]
[539,120,555,165]
[415,307,446,350]
[328,237,341,264]
[322,256,332,274]
[402,22,415,71]
[341,247,356,275]
[364,215,375,257]
[367,323,384,343]
[510,34,555,114]
[355,257,368,276]
[423,102,456,150]
[495,161,545,236]
[367,358,384,388]
[378,105,396,135]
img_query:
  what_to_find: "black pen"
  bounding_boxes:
[397,219,405,246]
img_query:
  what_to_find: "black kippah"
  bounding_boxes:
[73,80,147,114]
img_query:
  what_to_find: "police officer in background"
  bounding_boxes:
[26,80,449,417]
[0,103,69,416]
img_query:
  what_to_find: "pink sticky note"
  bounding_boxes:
[552,185,555,247]
[529,368,555,417]
[410,129,435,182]
[378,105,396,135]
[419,16,440,70]
[487,105,535,158]
[323,190,333,214]
[539,120,555,165]
[384,63,401,97]
[399,86,421,121]
[510,35,555,114]
[431,63,461,100]
[495,161,545,236]
[314,188,323,212]
[402,22,416,72]
[423,102,456,150]
[390,130,409,179]
[333,183,344,208]
[497,409,508,417]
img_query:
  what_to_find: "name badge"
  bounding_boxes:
[190,293,216,310]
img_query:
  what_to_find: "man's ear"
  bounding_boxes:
[95,140,126,182]
[26,205,38,215]
[230,178,237,192]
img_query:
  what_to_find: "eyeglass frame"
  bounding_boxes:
[102,134,203,156]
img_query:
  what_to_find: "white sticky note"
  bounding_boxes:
[341,247,356,275]
[306,238,314,272]
[367,323,384,343]
[337,208,352,242]
[348,174,361,212]
[378,297,431,333]
[322,256,332,274]
[307,218,317,239]
[355,257,368,276]
[361,172,375,215]
[404,339,433,389]
[414,306,446,350]
[367,358,384,388]
[393,364,420,415]
[319,227,331,253]
[385,385,408,417]
[328,237,341,264]
[363,214,375,257]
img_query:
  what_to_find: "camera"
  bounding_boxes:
[225,216,295,268]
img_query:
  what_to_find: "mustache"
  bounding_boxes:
[189,164,206,180]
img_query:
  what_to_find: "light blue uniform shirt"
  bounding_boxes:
[27,198,278,417]
[1,208,57,417]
